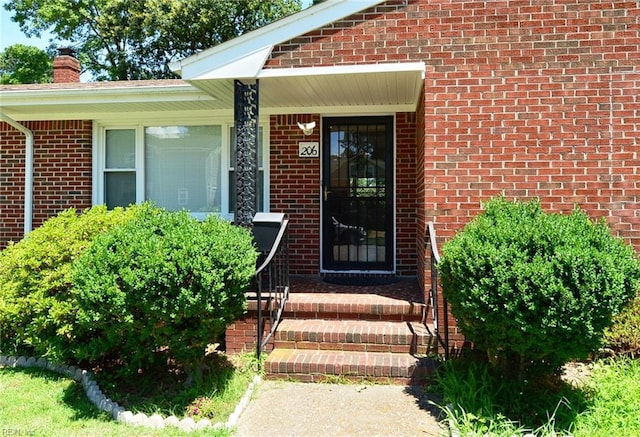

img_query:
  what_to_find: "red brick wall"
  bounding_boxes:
[267,0,640,346]
[418,1,640,252]
[0,120,92,249]
[267,0,640,249]
[395,112,418,276]
[269,114,322,275]
[415,85,427,297]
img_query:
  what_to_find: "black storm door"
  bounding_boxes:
[322,116,394,271]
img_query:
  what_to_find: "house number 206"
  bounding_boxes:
[299,142,319,158]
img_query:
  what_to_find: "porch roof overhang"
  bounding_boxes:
[185,62,426,115]
[0,81,221,122]
[0,62,425,121]
[169,0,424,114]
[0,0,424,120]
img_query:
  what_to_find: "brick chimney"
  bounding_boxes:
[53,48,81,83]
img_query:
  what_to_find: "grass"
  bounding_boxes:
[0,352,262,436]
[433,355,640,436]
[4,351,639,436]
[92,351,260,422]
[571,357,640,436]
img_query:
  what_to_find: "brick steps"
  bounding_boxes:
[264,348,435,384]
[274,319,433,355]
[282,293,425,321]
[264,290,435,384]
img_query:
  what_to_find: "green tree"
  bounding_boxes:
[4,0,302,81]
[0,44,53,84]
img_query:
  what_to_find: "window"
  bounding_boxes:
[97,123,268,219]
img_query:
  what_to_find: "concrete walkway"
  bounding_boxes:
[233,380,446,437]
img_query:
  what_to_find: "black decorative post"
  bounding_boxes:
[233,79,259,227]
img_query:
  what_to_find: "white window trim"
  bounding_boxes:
[93,118,270,220]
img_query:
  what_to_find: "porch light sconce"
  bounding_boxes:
[297,121,316,136]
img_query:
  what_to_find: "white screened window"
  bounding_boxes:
[98,123,268,218]
[104,129,136,209]
[145,126,222,213]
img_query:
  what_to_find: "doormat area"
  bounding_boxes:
[323,275,400,287]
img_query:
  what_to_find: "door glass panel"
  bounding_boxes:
[323,117,393,270]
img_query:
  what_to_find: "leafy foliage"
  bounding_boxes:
[438,197,640,376]
[0,205,139,357]
[572,358,640,436]
[5,0,302,80]
[70,204,257,378]
[433,358,587,435]
[0,44,53,84]
[603,294,640,354]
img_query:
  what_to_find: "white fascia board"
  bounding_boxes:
[1,109,235,123]
[0,84,213,106]
[260,103,417,116]
[192,46,273,80]
[171,0,384,80]
[256,62,427,79]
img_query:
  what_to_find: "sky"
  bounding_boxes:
[1,9,54,51]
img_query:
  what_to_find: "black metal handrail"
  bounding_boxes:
[255,219,290,361]
[426,221,449,359]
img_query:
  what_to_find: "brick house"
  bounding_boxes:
[1,0,639,378]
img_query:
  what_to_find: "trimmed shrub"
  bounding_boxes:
[70,205,258,378]
[438,197,640,377]
[0,205,139,358]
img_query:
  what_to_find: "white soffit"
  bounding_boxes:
[0,62,425,120]
[188,62,426,113]
[171,0,424,113]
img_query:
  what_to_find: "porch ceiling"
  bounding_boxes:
[188,62,425,114]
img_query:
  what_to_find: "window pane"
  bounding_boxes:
[145,126,222,212]
[106,129,135,169]
[105,172,136,209]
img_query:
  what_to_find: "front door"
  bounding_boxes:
[322,116,394,272]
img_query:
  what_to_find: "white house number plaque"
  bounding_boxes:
[299,142,319,158]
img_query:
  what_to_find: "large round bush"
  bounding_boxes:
[70,204,258,377]
[438,197,640,375]
[0,205,139,358]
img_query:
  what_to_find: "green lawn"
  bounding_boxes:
[4,356,639,436]
[0,353,262,437]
